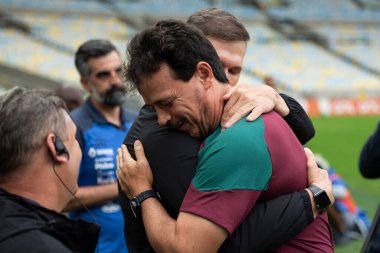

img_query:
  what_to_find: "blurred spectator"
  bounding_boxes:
[65,39,136,253]
[0,87,99,253]
[359,122,380,178]
[55,84,85,111]
[359,122,380,252]
[264,75,277,90]
[315,153,371,245]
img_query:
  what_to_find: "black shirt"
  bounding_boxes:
[120,94,315,252]
[0,188,99,253]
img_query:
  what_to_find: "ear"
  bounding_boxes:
[80,76,92,94]
[46,133,69,163]
[195,62,214,90]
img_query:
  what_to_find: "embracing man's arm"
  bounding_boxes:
[117,141,332,253]
[281,93,315,144]
[221,84,315,144]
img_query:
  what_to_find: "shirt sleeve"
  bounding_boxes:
[280,93,315,145]
[180,117,272,234]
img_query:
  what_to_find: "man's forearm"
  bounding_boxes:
[280,93,315,144]
[140,197,227,253]
[64,182,118,211]
[141,198,179,253]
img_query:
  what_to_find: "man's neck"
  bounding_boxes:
[1,161,69,213]
[1,181,65,212]
[202,84,228,138]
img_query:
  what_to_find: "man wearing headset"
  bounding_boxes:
[0,87,99,253]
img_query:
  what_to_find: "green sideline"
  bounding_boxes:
[308,115,380,253]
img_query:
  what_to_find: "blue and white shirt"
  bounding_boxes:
[71,98,136,253]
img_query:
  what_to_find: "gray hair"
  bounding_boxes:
[74,39,118,77]
[0,87,69,178]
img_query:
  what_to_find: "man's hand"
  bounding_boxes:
[304,148,334,217]
[221,84,290,129]
[117,144,227,253]
[117,141,153,198]
[305,148,334,203]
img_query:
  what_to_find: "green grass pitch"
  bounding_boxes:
[307,115,380,253]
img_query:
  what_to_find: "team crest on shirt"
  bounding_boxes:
[88,147,96,158]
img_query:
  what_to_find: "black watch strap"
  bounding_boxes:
[308,185,331,213]
[130,190,161,218]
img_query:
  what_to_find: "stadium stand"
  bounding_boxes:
[0,0,112,15]
[0,0,379,114]
[245,38,380,96]
[313,24,380,73]
[110,0,263,21]
[265,0,380,22]
[14,13,134,53]
[0,28,76,84]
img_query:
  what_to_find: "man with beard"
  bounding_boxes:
[66,39,136,253]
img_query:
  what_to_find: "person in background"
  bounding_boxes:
[65,39,136,253]
[359,122,380,178]
[55,84,85,112]
[358,122,380,253]
[0,87,99,253]
[264,75,277,90]
[315,153,371,245]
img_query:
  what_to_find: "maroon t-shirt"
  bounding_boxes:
[181,112,334,252]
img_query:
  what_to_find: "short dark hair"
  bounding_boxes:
[75,39,118,77]
[124,19,228,92]
[187,8,250,42]
[0,87,68,179]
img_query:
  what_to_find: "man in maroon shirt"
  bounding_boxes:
[118,19,333,252]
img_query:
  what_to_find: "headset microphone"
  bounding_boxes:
[52,136,98,229]
[54,136,70,159]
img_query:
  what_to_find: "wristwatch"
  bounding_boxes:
[308,185,331,213]
[130,190,161,218]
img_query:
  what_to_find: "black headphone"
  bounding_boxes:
[54,136,70,159]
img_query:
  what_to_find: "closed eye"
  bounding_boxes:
[158,100,173,107]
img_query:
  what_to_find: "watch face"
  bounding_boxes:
[315,191,331,211]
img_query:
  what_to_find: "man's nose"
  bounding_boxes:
[156,108,171,126]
